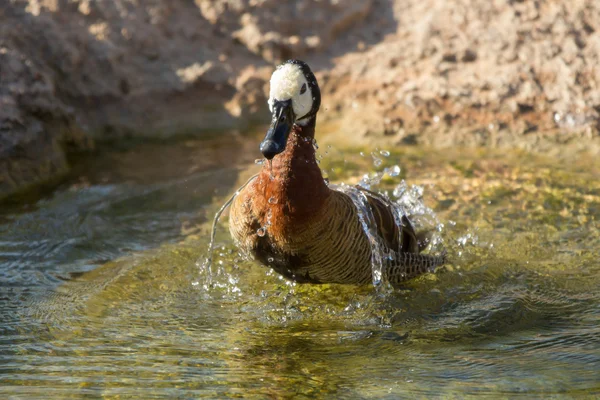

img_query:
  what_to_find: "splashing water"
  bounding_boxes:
[330,178,440,286]
[393,180,440,231]
[197,174,259,287]
[330,184,387,286]
[388,165,401,177]
[319,148,443,284]
[371,151,383,167]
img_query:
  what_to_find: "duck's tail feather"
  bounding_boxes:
[385,250,447,285]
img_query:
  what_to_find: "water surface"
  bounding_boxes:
[1,133,599,398]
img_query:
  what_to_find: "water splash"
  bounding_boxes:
[393,180,439,229]
[358,164,402,190]
[197,174,259,287]
[388,165,401,177]
[330,184,388,286]
[371,151,383,167]
[328,147,442,286]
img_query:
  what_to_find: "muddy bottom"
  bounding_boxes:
[1,131,599,398]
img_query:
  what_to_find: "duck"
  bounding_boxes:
[229,59,446,285]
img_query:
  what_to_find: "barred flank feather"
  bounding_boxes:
[384,251,447,284]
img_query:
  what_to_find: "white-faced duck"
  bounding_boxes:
[229,60,446,285]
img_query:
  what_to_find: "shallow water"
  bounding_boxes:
[1,132,599,398]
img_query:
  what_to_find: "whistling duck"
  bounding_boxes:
[229,60,445,285]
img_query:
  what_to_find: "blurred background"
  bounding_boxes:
[2,0,599,200]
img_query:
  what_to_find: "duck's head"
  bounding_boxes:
[260,60,321,160]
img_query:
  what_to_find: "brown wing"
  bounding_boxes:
[356,187,420,254]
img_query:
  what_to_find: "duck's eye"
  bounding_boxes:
[300,83,307,95]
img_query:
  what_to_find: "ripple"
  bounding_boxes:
[2,145,600,397]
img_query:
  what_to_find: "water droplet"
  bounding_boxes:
[268,196,277,204]
[379,150,390,157]
[412,185,424,197]
[255,158,265,165]
[392,180,408,198]
[360,152,365,157]
[388,165,401,177]
[358,171,386,189]
[371,151,384,167]
[257,227,266,237]
[267,257,274,263]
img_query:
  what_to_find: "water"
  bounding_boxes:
[1,135,599,397]
[329,183,388,286]
[200,173,258,287]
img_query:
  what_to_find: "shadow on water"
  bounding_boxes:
[1,135,600,397]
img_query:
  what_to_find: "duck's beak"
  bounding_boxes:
[260,99,294,160]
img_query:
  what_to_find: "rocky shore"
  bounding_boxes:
[1,0,599,199]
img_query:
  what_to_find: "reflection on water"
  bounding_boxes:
[1,135,599,398]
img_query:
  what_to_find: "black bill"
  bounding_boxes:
[260,99,294,160]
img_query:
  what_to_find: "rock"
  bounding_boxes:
[461,49,478,63]
[1,0,380,198]
[319,0,600,150]
[0,45,91,199]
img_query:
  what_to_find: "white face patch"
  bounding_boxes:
[268,63,313,121]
